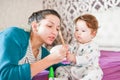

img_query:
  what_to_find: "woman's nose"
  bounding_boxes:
[52,28,58,35]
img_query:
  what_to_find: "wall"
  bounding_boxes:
[91,7,120,51]
[43,0,120,51]
[0,0,43,30]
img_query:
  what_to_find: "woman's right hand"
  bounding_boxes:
[49,45,67,64]
[31,45,68,77]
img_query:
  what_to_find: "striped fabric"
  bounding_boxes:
[19,40,41,64]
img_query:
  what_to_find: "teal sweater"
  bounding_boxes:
[0,27,64,80]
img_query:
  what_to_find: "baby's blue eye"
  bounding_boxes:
[75,29,78,31]
[82,30,85,32]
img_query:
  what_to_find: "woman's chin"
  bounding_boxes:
[46,42,53,45]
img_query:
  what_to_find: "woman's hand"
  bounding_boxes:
[31,45,68,77]
[49,45,68,64]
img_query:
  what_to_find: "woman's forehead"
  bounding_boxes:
[46,15,60,24]
[41,15,60,27]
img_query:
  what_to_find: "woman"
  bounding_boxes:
[0,9,67,80]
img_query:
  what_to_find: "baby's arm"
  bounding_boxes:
[76,47,100,66]
[67,43,100,66]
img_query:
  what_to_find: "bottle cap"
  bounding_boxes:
[48,66,54,78]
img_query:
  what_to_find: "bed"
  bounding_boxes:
[100,50,120,80]
[32,50,120,80]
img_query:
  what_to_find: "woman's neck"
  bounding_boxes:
[30,32,43,58]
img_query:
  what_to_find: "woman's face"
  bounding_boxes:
[74,20,95,44]
[36,14,60,45]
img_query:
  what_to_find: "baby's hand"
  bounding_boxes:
[66,51,76,63]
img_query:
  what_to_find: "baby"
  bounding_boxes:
[52,14,103,80]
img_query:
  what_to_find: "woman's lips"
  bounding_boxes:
[49,36,55,41]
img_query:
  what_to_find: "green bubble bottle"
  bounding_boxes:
[48,66,54,80]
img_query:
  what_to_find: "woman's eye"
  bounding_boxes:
[47,25,52,28]
[56,28,59,31]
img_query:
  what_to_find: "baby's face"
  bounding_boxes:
[74,20,95,44]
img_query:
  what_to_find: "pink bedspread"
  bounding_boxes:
[32,70,49,80]
[100,50,120,80]
[32,50,120,80]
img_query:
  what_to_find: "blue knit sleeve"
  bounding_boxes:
[0,27,31,80]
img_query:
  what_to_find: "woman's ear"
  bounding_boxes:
[31,21,38,32]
